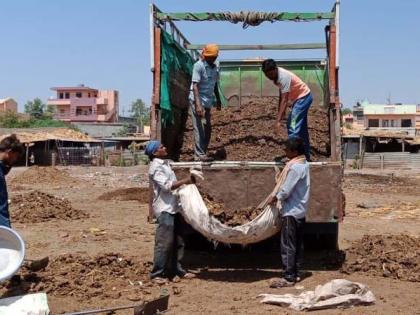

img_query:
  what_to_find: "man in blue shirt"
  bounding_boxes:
[189,44,222,162]
[0,134,24,227]
[269,137,310,287]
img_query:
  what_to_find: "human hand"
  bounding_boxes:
[195,105,204,118]
[190,168,204,182]
[268,195,277,206]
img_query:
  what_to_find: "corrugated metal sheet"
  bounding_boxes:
[362,152,420,169]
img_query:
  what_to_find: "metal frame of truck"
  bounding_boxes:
[149,2,343,248]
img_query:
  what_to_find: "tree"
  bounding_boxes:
[129,98,150,126]
[341,108,352,115]
[24,98,46,119]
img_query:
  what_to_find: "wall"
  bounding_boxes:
[74,122,130,138]
[98,90,118,122]
[0,99,18,113]
[365,114,415,128]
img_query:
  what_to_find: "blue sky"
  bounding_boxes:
[1,0,420,114]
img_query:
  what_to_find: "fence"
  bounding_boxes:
[106,150,148,166]
[362,152,420,169]
[56,146,102,166]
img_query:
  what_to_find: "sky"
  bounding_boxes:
[1,0,420,114]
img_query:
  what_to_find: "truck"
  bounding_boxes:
[149,2,343,249]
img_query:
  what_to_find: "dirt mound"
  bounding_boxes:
[204,194,263,227]
[12,166,78,185]
[98,187,149,203]
[180,97,330,161]
[10,191,88,223]
[1,253,159,300]
[341,235,420,282]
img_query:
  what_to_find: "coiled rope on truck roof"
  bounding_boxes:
[221,11,279,28]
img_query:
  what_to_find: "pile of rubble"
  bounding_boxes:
[341,234,420,282]
[1,253,158,301]
[180,97,330,161]
[10,191,88,223]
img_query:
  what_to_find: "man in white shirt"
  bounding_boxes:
[146,140,197,281]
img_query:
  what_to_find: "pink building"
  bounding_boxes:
[47,85,119,123]
[0,97,18,113]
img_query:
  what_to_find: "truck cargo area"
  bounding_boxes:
[150,3,343,249]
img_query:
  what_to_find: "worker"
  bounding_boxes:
[268,137,310,287]
[189,44,222,162]
[146,140,198,281]
[262,59,313,161]
[29,152,35,166]
[0,135,24,227]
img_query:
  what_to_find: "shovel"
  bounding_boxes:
[25,256,49,272]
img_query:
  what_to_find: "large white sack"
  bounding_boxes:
[177,184,280,245]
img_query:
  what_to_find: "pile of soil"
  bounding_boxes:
[180,97,330,161]
[98,187,149,203]
[204,194,263,227]
[341,235,420,282]
[12,166,78,185]
[10,191,88,223]
[1,253,158,300]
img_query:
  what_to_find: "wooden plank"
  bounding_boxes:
[153,27,161,106]
[151,27,162,141]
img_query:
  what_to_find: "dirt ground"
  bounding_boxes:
[1,166,419,314]
[180,97,330,161]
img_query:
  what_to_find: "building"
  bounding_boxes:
[342,113,354,125]
[363,103,417,136]
[352,101,365,127]
[0,97,18,113]
[47,85,119,123]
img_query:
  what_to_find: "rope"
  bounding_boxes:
[221,11,279,29]
[257,155,306,209]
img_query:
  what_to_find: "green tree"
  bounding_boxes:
[0,111,24,128]
[129,99,150,126]
[24,98,46,119]
[341,108,352,115]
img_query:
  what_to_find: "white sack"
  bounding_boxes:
[0,293,50,315]
[258,279,375,311]
[177,184,280,245]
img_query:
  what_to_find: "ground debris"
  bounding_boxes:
[341,234,420,282]
[0,253,157,300]
[98,187,149,203]
[10,191,88,223]
[11,166,79,186]
[180,97,330,161]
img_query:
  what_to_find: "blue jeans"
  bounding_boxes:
[287,93,313,160]
[190,103,212,158]
[150,212,186,279]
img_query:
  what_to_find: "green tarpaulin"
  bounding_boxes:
[160,31,194,125]
[159,31,227,125]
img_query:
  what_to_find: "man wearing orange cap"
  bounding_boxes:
[189,44,222,162]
